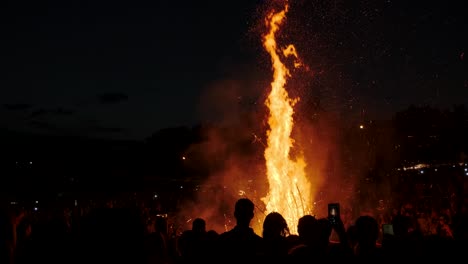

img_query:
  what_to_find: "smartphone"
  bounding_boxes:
[328,203,340,224]
[382,224,394,236]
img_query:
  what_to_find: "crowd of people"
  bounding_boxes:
[1,195,467,263]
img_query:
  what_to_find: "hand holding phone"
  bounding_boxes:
[328,203,340,224]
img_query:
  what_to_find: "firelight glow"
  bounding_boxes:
[261,3,313,235]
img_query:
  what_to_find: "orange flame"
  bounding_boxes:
[261,3,313,235]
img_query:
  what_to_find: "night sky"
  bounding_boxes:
[1,0,467,140]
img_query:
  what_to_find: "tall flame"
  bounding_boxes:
[261,3,312,235]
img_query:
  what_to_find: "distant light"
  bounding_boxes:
[359,125,364,129]
[34,207,38,211]
[10,201,17,205]
[180,186,183,189]
[74,200,78,206]
[35,201,38,204]
[466,172,468,176]
[435,169,438,172]
[464,168,467,172]
[154,194,158,198]
[29,161,32,165]
[182,156,186,160]
[420,170,424,174]
[413,164,428,170]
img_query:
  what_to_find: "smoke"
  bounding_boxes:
[174,79,268,234]
[293,106,345,218]
[196,79,265,127]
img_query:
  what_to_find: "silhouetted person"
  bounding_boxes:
[261,212,290,257]
[15,214,74,264]
[316,218,332,251]
[285,234,301,251]
[317,217,352,259]
[177,218,208,262]
[192,218,206,233]
[288,215,319,258]
[0,211,12,264]
[382,214,421,258]
[353,215,382,258]
[80,208,145,264]
[14,217,34,264]
[217,198,263,259]
[144,217,169,264]
[204,229,219,252]
[1,209,25,264]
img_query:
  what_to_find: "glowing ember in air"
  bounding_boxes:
[261,3,312,235]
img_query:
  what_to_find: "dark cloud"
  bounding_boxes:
[3,103,32,111]
[52,108,74,115]
[97,93,129,104]
[84,119,126,134]
[89,125,126,133]
[29,120,62,131]
[28,108,74,119]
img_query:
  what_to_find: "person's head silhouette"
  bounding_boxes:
[263,212,289,239]
[355,215,379,246]
[297,215,318,236]
[192,218,206,234]
[234,198,255,228]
